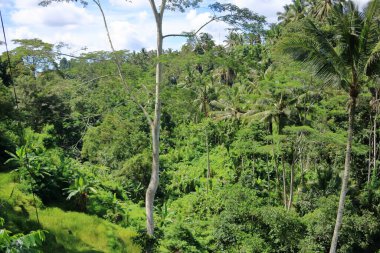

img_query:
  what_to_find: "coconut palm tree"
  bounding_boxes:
[210,85,247,120]
[310,0,334,20]
[224,32,244,49]
[280,1,380,252]
[277,0,309,25]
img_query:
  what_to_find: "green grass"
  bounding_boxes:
[0,171,141,253]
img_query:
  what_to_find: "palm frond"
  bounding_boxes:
[365,40,380,76]
[359,0,379,54]
[242,110,272,122]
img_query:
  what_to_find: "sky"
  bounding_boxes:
[0,0,371,55]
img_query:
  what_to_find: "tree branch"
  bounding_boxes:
[93,0,116,52]
[160,0,167,17]
[79,75,111,85]
[163,17,216,39]
[148,0,160,23]
[93,0,153,126]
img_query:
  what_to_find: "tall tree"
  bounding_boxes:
[40,0,206,238]
[145,0,211,237]
[280,0,380,252]
[39,0,267,238]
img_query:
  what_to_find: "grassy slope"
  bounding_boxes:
[0,171,141,253]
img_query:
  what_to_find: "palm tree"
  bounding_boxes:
[310,0,334,20]
[266,24,282,45]
[210,85,247,120]
[280,1,380,252]
[277,0,308,25]
[181,61,219,119]
[245,89,296,207]
[224,32,244,49]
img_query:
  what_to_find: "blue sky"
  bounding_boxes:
[0,0,370,54]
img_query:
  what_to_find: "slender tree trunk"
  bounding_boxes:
[273,153,280,196]
[303,153,309,189]
[271,125,280,198]
[266,155,271,193]
[145,2,164,236]
[369,114,377,185]
[252,155,256,187]
[288,152,295,211]
[329,96,356,253]
[372,96,378,185]
[206,129,211,193]
[282,155,287,208]
[368,117,372,184]
[93,0,161,236]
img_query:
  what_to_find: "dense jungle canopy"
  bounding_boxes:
[1,0,380,252]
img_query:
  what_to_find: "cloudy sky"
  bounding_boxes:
[0,0,370,54]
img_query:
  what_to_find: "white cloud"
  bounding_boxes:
[9,0,371,53]
[162,9,229,48]
[8,26,39,41]
[11,2,94,27]
[138,10,148,20]
[228,0,292,23]
[14,0,41,9]
[0,0,12,8]
[109,0,150,10]
[186,9,197,20]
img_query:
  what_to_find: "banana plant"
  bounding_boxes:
[65,176,97,212]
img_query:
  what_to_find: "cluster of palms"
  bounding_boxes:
[280,1,380,251]
[186,1,380,252]
[277,0,337,24]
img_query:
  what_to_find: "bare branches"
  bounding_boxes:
[163,17,216,39]
[160,0,167,18]
[92,0,116,53]
[93,0,153,126]
[148,0,160,23]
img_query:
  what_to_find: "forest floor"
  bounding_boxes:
[0,171,140,253]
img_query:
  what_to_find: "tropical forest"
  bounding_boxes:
[0,0,380,252]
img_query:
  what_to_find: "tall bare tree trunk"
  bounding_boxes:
[266,155,271,193]
[329,96,356,253]
[374,122,378,180]
[368,117,373,184]
[273,153,280,196]
[288,135,302,210]
[287,154,295,211]
[370,115,377,184]
[206,129,211,193]
[372,92,378,184]
[146,0,165,236]
[252,155,256,187]
[282,155,287,208]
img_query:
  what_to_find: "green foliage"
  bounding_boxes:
[82,112,149,169]
[300,195,380,252]
[118,150,151,201]
[161,222,206,253]
[0,171,141,252]
[5,126,76,204]
[65,176,97,212]
[2,1,380,251]
[214,184,304,252]
[0,217,46,253]
[0,83,18,166]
